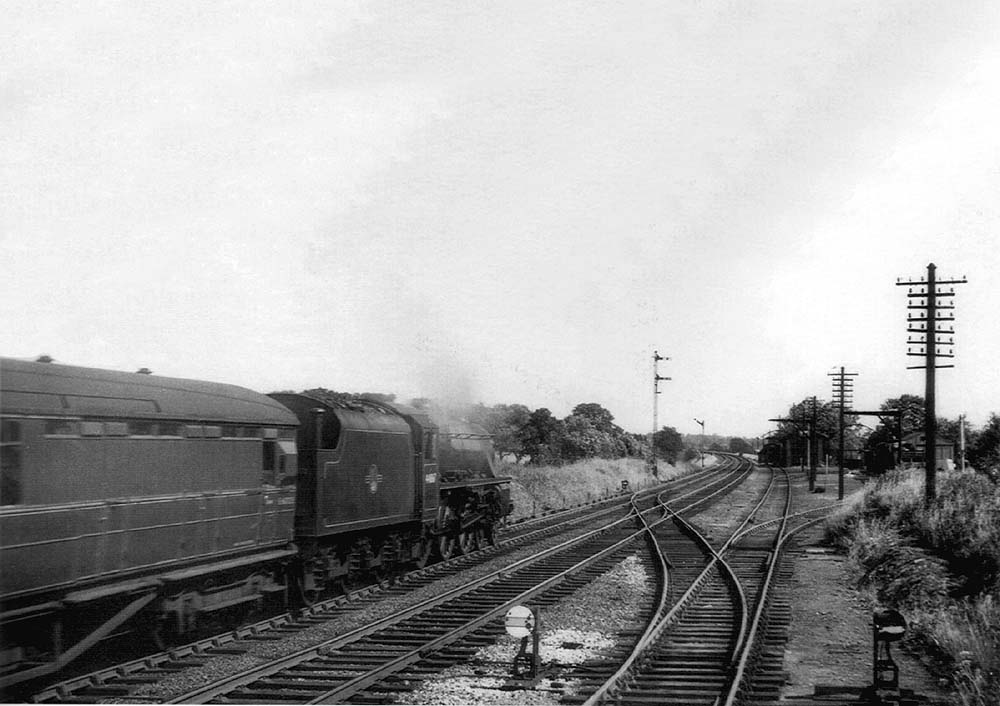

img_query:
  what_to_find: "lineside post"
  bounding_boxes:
[829,367,858,500]
[650,350,670,477]
[897,263,967,502]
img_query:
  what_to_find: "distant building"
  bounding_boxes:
[900,432,954,471]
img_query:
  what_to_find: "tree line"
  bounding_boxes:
[460,402,756,466]
[769,394,1000,478]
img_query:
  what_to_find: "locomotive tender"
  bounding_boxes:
[0,357,511,691]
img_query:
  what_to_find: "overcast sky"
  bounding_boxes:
[3,1,998,437]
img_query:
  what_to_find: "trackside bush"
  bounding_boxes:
[926,596,1000,706]
[925,473,1000,596]
[823,469,1000,705]
[847,518,951,609]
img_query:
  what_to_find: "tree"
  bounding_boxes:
[728,437,753,455]
[653,426,684,464]
[559,412,625,462]
[522,408,563,465]
[570,403,616,432]
[936,417,963,443]
[772,398,849,463]
[622,432,648,458]
[467,403,532,463]
[559,414,604,462]
[557,402,635,463]
[881,394,924,434]
[784,398,843,441]
[967,413,1000,480]
[866,394,926,455]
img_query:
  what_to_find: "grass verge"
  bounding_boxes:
[823,469,1000,705]
[500,456,698,522]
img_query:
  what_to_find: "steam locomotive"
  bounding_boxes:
[0,356,511,691]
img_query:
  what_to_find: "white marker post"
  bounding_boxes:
[505,605,540,679]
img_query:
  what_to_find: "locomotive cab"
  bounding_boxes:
[268,392,433,595]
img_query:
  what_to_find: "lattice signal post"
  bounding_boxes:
[650,350,671,477]
[828,367,858,500]
[896,263,967,501]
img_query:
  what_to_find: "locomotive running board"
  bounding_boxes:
[438,477,511,489]
[0,591,157,691]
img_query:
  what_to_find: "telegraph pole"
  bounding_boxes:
[829,367,858,500]
[896,263,967,502]
[808,396,818,491]
[650,351,670,476]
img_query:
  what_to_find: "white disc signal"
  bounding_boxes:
[504,605,535,638]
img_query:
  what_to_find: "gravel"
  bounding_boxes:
[392,553,653,705]
[127,515,643,701]
[120,463,896,705]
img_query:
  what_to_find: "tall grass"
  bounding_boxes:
[500,457,694,521]
[824,469,1000,705]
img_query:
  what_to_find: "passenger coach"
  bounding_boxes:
[0,357,299,689]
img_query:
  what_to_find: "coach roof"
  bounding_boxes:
[0,357,298,426]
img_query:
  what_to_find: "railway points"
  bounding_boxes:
[12,428,951,705]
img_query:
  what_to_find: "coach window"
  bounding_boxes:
[276,440,297,483]
[45,420,78,435]
[262,440,277,485]
[128,421,155,436]
[1,420,22,505]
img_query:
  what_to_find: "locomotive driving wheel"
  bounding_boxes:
[436,502,461,560]
[483,520,497,546]
[438,533,458,560]
[458,526,480,555]
[413,536,434,568]
[150,605,182,652]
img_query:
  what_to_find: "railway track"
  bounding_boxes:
[32,459,750,703]
[164,461,752,704]
[577,464,841,706]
